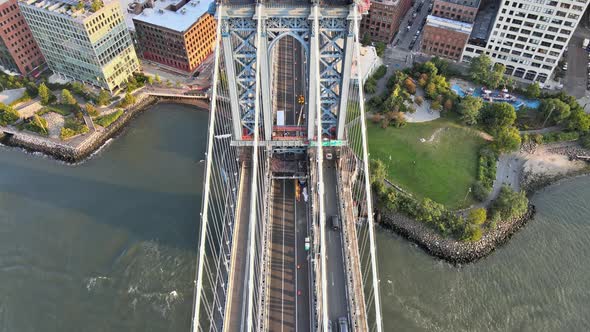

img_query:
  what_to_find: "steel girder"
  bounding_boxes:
[223,9,350,139]
[225,18,258,136]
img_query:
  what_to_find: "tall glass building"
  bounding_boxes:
[18,0,140,92]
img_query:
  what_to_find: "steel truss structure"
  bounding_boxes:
[192,2,383,332]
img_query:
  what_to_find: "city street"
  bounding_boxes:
[564,27,590,99]
[393,0,433,52]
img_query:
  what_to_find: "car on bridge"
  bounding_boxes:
[338,317,349,332]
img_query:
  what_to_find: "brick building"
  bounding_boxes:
[133,0,216,74]
[0,0,44,76]
[431,0,480,23]
[360,0,412,43]
[421,15,472,61]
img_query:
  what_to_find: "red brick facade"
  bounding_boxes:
[421,23,469,61]
[134,13,216,74]
[0,0,45,76]
[360,0,412,43]
[432,0,479,23]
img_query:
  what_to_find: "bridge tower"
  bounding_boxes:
[192,0,383,331]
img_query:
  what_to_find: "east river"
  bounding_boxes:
[1,103,589,331]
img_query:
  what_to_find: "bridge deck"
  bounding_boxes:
[267,178,312,331]
[322,162,349,323]
[223,166,251,332]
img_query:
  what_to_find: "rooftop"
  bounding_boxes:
[426,15,473,34]
[18,0,113,20]
[434,0,480,8]
[469,0,498,41]
[370,0,401,7]
[130,0,214,32]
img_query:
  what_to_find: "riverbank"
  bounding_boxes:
[378,204,535,265]
[379,141,590,265]
[0,96,208,163]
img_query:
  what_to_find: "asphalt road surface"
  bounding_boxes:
[323,162,348,324]
[564,33,589,98]
[267,179,311,331]
[393,0,433,51]
[274,36,306,126]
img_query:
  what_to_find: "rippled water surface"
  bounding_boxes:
[0,103,205,332]
[1,103,589,331]
[378,176,590,331]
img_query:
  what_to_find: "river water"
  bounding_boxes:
[1,103,589,331]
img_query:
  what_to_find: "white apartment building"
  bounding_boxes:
[462,0,589,83]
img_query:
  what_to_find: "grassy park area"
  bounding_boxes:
[368,118,486,208]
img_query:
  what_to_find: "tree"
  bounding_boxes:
[120,92,136,107]
[361,33,371,46]
[414,96,424,106]
[96,90,111,106]
[525,82,541,98]
[375,42,386,57]
[154,74,162,84]
[404,78,416,94]
[480,102,516,132]
[469,54,492,84]
[567,108,590,132]
[90,0,103,12]
[425,82,437,99]
[541,98,570,126]
[364,77,377,94]
[75,1,84,10]
[443,99,453,111]
[467,208,487,225]
[430,56,450,76]
[462,224,483,242]
[458,96,484,125]
[488,63,506,89]
[370,159,387,185]
[85,104,99,117]
[421,61,438,76]
[472,181,491,202]
[25,82,38,97]
[0,103,20,125]
[430,100,441,111]
[147,76,154,85]
[491,185,528,220]
[61,89,77,105]
[492,126,521,153]
[38,83,51,105]
[416,198,445,224]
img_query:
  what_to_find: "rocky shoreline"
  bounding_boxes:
[0,96,207,163]
[378,205,536,265]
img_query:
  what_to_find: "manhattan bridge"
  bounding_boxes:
[192,0,383,330]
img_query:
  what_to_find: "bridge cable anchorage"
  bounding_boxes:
[192,5,225,331]
[352,5,384,332]
[246,3,265,332]
[312,4,330,332]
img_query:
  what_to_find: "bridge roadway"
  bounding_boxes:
[323,161,349,325]
[267,178,311,331]
[224,166,251,332]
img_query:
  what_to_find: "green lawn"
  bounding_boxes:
[368,118,486,209]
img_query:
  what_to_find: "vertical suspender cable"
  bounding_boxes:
[351,5,383,332]
[193,4,224,331]
[312,4,329,332]
[246,3,264,331]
